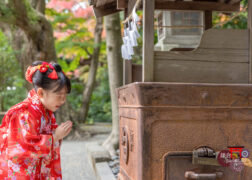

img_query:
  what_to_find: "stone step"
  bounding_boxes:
[96,162,116,180]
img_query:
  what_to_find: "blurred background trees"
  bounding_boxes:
[0,0,112,126]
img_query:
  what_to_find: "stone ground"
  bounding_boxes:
[61,134,109,180]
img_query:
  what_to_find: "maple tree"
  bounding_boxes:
[46,0,107,125]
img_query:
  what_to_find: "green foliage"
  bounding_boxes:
[46,8,93,59]
[64,63,112,124]
[46,6,111,124]
[213,0,248,29]
[0,30,26,112]
[0,1,15,22]
[24,0,40,24]
[86,64,111,124]
[66,80,84,110]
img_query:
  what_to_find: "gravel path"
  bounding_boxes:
[60,134,109,180]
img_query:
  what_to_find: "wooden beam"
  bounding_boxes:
[123,60,132,85]
[155,1,240,12]
[117,0,127,10]
[249,0,252,83]
[142,0,154,82]
[204,11,212,30]
[92,5,121,18]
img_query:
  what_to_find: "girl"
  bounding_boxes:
[0,61,72,179]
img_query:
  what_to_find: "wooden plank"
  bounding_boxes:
[95,0,115,8]
[199,29,249,49]
[249,0,252,83]
[92,6,121,18]
[132,64,142,82]
[154,49,249,63]
[155,1,240,12]
[142,0,154,82]
[117,0,127,9]
[123,60,132,85]
[154,60,249,83]
[204,11,212,30]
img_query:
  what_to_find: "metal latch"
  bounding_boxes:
[192,146,220,166]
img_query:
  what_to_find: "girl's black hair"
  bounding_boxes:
[31,61,71,93]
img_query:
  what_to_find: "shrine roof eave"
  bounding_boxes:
[89,0,241,18]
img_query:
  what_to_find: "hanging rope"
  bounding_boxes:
[122,0,142,24]
[122,1,247,27]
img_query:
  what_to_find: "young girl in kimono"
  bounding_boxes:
[0,61,72,180]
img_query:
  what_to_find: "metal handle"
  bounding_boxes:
[185,171,223,180]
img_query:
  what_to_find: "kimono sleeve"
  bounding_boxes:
[7,109,54,159]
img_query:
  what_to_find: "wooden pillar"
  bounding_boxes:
[249,0,252,83]
[117,0,127,9]
[204,10,212,30]
[142,0,155,82]
[123,8,131,85]
[123,60,132,85]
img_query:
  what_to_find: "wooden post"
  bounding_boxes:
[117,0,127,9]
[142,0,155,82]
[249,0,252,83]
[123,60,132,85]
[204,10,212,30]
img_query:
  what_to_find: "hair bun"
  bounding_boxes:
[52,63,62,72]
[25,66,38,84]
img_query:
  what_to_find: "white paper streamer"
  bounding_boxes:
[133,22,140,39]
[129,30,138,47]
[121,6,142,60]
[132,7,140,23]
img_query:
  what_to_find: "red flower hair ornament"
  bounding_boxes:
[25,62,59,84]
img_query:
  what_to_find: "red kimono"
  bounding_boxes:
[0,89,62,180]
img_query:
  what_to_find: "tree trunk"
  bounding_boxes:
[0,0,56,83]
[102,13,123,156]
[80,17,103,123]
[0,1,68,124]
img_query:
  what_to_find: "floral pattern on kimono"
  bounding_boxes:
[0,89,62,180]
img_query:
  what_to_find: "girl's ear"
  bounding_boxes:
[37,88,44,98]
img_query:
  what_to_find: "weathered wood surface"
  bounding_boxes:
[123,60,132,85]
[153,29,249,83]
[155,49,248,62]
[199,29,248,49]
[143,0,154,82]
[132,64,142,83]
[154,60,248,83]
[117,0,127,9]
[92,3,121,18]
[204,10,212,30]
[91,0,240,17]
[155,1,240,11]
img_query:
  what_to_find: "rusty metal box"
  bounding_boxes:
[117,82,252,180]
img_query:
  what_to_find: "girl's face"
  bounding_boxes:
[37,86,67,112]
